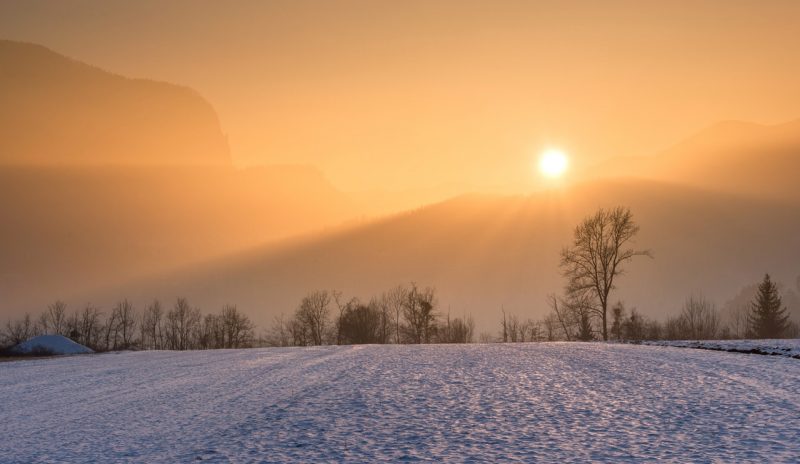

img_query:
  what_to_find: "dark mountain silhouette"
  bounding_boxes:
[82,178,800,332]
[0,40,230,165]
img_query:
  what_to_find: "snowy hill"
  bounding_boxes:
[11,335,93,355]
[0,344,798,461]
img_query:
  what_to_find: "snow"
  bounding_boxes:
[642,339,800,358]
[11,334,93,355]
[1,343,798,462]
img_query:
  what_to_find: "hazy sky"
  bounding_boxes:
[2,0,800,191]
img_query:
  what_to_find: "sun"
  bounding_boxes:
[538,149,569,178]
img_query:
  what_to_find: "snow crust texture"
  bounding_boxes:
[11,334,94,355]
[643,339,800,358]
[1,343,798,462]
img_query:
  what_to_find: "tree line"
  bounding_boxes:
[522,206,798,343]
[1,298,256,352]
[264,282,475,346]
[3,206,797,352]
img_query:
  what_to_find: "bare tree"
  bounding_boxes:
[166,297,201,350]
[439,310,475,343]
[79,304,103,349]
[725,303,750,339]
[680,295,720,340]
[221,304,255,348]
[40,300,68,336]
[3,313,37,346]
[622,308,645,341]
[141,300,164,350]
[560,207,651,340]
[373,294,393,344]
[611,302,625,341]
[297,290,332,346]
[402,283,437,344]
[542,313,558,341]
[266,314,291,347]
[548,295,573,341]
[386,285,408,344]
[113,299,137,349]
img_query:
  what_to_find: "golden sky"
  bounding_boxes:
[3,0,800,191]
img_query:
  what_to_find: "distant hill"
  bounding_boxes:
[0,40,230,165]
[0,164,366,316]
[85,178,800,333]
[582,119,800,200]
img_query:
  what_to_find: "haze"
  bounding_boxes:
[1,1,800,332]
[3,0,800,191]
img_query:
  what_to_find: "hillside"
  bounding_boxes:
[0,40,230,165]
[0,164,366,315]
[582,119,800,200]
[84,178,800,332]
[2,344,798,461]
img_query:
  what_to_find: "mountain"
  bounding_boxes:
[0,40,230,165]
[0,42,386,319]
[582,119,800,200]
[82,178,800,333]
[0,164,371,315]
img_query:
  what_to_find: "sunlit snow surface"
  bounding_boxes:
[1,343,799,462]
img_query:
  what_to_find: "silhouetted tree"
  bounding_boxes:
[39,301,68,336]
[113,299,137,349]
[440,310,475,343]
[297,290,332,345]
[748,274,790,338]
[542,313,558,341]
[141,300,164,350]
[338,299,383,344]
[576,308,594,341]
[79,304,103,349]
[560,207,650,340]
[266,314,291,347]
[387,285,408,344]
[373,295,393,344]
[547,295,574,341]
[166,297,201,350]
[3,313,37,346]
[622,308,645,341]
[680,295,719,340]
[611,302,625,341]
[402,283,437,344]
[221,304,255,348]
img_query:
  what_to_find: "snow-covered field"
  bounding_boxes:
[1,343,799,462]
[642,338,800,358]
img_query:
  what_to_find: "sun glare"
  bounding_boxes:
[538,149,569,178]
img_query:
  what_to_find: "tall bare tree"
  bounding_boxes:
[560,207,650,340]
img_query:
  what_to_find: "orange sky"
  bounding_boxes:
[3,0,800,191]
